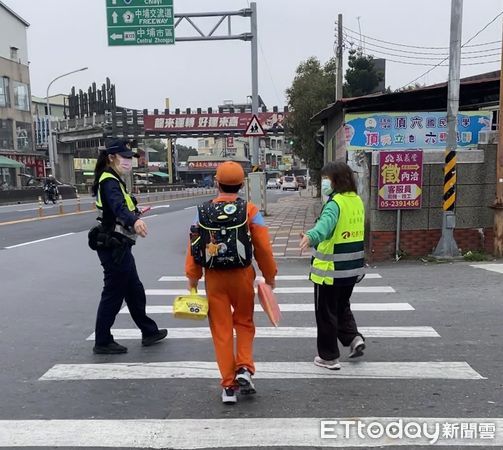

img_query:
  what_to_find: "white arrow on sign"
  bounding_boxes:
[112,0,117,4]
[110,33,123,41]
[112,11,118,24]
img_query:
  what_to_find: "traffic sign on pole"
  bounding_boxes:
[106,0,175,46]
[244,114,265,137]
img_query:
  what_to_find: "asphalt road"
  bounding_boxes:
[0,189,501,449]
[0,189,292,249]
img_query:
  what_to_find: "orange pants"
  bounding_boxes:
[205,266,256,387]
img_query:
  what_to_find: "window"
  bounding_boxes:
[10,47,19,61]
[0,119,14,149]
[0,77,10,107]
[16,122,33,151]
[13,81,30,111]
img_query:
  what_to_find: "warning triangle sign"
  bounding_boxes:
[244,114,266,137]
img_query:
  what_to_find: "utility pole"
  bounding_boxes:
[336,14,343,101]
[167,139,173,184]
[250,2,259,166]
[494,20,503,257]
[433,0,462,258]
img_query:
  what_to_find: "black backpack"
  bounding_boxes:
[191,198,252,269]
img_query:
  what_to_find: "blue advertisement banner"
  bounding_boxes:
[344,112,492,150]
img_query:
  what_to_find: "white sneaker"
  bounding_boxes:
[221,387,237,404]
[349,336,366,358]
[314,356,341,370]
[235,368,257,395]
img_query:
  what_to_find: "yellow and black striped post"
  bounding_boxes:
[443,149,457,211]
[433,0,462,258]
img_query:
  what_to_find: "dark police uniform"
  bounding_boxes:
[91,142,166,354]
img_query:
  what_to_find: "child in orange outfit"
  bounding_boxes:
[185,161,277,404]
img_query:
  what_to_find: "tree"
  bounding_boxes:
[176,144,198,162]
[142,139,166,163]
[343,49,383,97]
[286,57,336,193]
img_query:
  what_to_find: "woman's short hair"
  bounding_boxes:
[321,161,357,194]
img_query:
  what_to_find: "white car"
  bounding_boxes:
[282,176,299,191]
[267,179,280,189]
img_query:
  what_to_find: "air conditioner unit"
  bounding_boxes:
[478,130,498,145]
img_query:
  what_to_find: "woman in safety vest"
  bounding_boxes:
[90,138,167,354]
[300,161,366,370]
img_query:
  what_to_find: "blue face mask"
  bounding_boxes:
[321,178,333,196]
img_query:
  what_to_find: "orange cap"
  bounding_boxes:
[215,161,245,185]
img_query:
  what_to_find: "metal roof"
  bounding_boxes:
[0,1,30,27]
[312,71,500,123]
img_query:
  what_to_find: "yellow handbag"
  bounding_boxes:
[172,288,209,320]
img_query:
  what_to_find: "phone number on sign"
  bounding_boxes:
[379,199,420,208]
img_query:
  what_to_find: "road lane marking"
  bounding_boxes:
[16,205,56,212]
[146,286,395,295]
[150,205,170,210]
[158,274,382,281]
[471,263,503,274]
[40,361,482,381]
[120,303,414,314]
[5,233,75,249]
[184,206,196,210]
[86,326,439,340]
[142,214,159,219]
[1,417,500,448]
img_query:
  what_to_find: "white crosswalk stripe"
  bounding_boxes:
[158,274,383,281]
[2,418,502,449]
[119,302,415,314]
[40,361,484,381]
[470,263,503,274]
[146,286,396,295]
[86,326,440,340]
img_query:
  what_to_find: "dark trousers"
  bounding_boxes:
[95,246,158,346]
[314,282,364,360]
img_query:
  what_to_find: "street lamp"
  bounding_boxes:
[46,67,88,176]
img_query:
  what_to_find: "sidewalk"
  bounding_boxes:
[266,189,321,258]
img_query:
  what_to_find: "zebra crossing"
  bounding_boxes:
[1,271,494,448]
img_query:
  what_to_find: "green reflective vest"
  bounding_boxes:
[310,192,365,285]
[95,171,136,212]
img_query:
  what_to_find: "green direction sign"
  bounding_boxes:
[106,0,175,46]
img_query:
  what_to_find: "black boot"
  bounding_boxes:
[93,341,128,354]
[142,329,168,346]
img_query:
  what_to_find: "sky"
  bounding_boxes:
[6,0,503,113]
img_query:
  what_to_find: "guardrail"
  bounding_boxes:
[3,188,217,222]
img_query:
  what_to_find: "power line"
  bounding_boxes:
[348,40,500,61]
[342,27,501,56]
[339,22,502,50]
[400,10,503,88]
[359,50,500,67]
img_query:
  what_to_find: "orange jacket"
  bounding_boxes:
[185,193,277,282]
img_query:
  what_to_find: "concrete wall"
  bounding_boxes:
[323,111,344,163]
[0,7,28,65]
[367,145,497,259]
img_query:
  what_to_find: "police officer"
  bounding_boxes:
[90,138,167,354]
